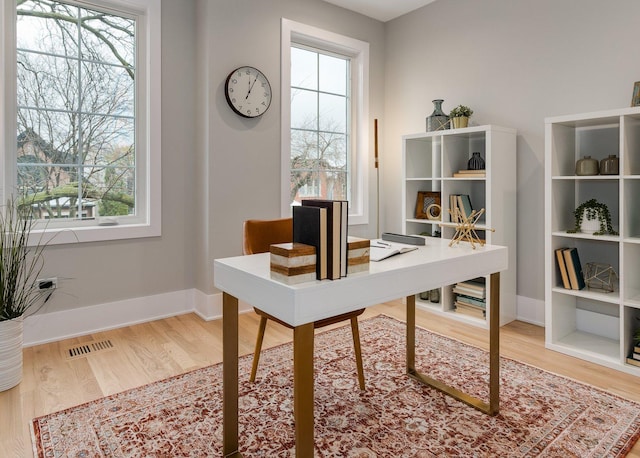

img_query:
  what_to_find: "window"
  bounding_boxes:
[281,19,369,224]
[1,0,161,244]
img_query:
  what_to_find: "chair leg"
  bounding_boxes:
[350,316,366,390]
[250,316,268,382]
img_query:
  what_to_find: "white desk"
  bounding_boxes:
[214,237,508,457]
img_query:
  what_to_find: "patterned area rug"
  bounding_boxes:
[32,315,640,457]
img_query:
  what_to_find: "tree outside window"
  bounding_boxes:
[16,0,136,220]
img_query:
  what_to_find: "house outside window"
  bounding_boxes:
[1,0,161,244]
[281,19,369,225]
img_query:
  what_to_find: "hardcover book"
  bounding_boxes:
[293,205,327,280]
[302,199,345,280]
[555,248,571,289]
[562,247,585,290]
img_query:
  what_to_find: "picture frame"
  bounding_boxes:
[415,191,441,220]
[632,81,640,107]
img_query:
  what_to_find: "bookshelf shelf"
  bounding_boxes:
[402,125,517,328]
[545,106,640,375]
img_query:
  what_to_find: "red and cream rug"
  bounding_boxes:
[32,315,640,457]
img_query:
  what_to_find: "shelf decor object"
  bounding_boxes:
[584,262,617,293]
[600,155,619,175]
[441,207,494,250]
[545,105,640,376]
[575,156,599,176]
[567,198,618,236]
[426,99,450,132]
[449,105,474,129]
[402,124,517,328]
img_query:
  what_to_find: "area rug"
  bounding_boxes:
[31,315,640,457]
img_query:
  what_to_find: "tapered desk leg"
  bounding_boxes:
[406,271,501,416]
[223,293,242,457]
[293,323,315,457]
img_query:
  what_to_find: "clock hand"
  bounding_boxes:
[246,74,259,99]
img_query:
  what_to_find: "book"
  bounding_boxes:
[626,357,640,368]
[369,241,418,262]
[454,302,486,318]
[302,199,342,280]
[562,247,585,290]
[455,169,486,175]
[555,248,571,289]
[455,294,486,308]
[452,287,486,299]
[456,278,485,291]
[457,194,473,219]
[293,205,327,280]
[340,201,348,277]
[453,172,486,178]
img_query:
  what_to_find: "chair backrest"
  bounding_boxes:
[243,218,293,255]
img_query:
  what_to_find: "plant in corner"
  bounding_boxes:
[0,197,50,391]
[567,198,618,236]
[449,105,473,129]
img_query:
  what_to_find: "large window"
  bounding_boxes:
[2,0,161,244]
[281,19,369,224]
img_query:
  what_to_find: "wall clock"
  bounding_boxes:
[224,66,272,118]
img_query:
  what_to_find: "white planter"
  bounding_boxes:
[0,317,24,392]
[581,211,601,234]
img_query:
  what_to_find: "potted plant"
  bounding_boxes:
[567,198,618,235]
[0,198,49,391]
[449,105,474,129]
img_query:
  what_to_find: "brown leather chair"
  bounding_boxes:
[243,217,365,390]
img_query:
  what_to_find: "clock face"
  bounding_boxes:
[224,66,272,118]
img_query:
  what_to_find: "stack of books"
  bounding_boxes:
[627,345,640,367]
[449,194,473,220]
[453,169,486,178]
[452,278,486,319]
[292,199,349,280]
[554,247,585,290]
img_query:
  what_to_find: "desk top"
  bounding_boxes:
[214,237,507,327]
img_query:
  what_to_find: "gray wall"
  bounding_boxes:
[194,0,385,294]
[383,0,640,302]
[37,0,198,313]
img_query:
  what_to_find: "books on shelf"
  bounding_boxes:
[454,301,486,318]
[449,194,473,220]
[293,200,353,281]
[555,248,571,289]
[453,170,486,178]
[558,247,585,290]
[453,277,486,318]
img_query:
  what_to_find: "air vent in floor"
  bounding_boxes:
[65,340,115,359]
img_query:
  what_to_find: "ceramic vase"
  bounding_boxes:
[0,317,24,392]
[600,155,619,175]
[580,210,601,234]
[575,156,599,176]
[426,99,449,132]
[468,152,485,170]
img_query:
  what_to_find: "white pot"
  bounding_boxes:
[581,211,601,234]
[0,317,24,392]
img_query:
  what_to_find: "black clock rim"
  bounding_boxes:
[224,66,272,118]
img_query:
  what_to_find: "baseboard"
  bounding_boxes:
[23,290,254,347]
[516,295,545,327]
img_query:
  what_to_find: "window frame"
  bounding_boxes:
[281,18,369,225]
[0,0,161,245]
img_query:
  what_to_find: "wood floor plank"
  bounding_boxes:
[1,300,638,457]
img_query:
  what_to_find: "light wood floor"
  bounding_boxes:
[2,300,639,457]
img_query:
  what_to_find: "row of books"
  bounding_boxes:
[292,199,348,280]
[555,247,585,290]
[452,169,486,178]
[452,278,486,319]
[627,345,640,368]
[449,194,473,221]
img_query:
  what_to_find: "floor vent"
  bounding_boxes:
[66,340,115,359]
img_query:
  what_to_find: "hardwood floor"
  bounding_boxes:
[2,300,639,457]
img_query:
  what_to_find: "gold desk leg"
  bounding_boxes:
[406,271,501,416]
[294,323,315,457]
[223,293,243,457]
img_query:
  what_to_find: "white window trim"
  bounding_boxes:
[281,18,369,225]
[0,0,161,245]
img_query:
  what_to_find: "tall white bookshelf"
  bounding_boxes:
[545,106,640,375]
[402,125,517,328]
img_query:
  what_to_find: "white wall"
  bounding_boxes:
[194,0,385,294]
[383,0,640,304]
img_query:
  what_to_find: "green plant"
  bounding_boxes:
[0,198,49,321]
[449,105,473,118]
[567,198,618,235]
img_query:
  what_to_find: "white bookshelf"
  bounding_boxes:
[402,125,517,328]
[545,106,640,376]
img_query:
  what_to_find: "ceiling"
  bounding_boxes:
[322,0,437,22]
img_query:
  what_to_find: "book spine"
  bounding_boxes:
[563,248,585,290]
[555,248,571,289]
